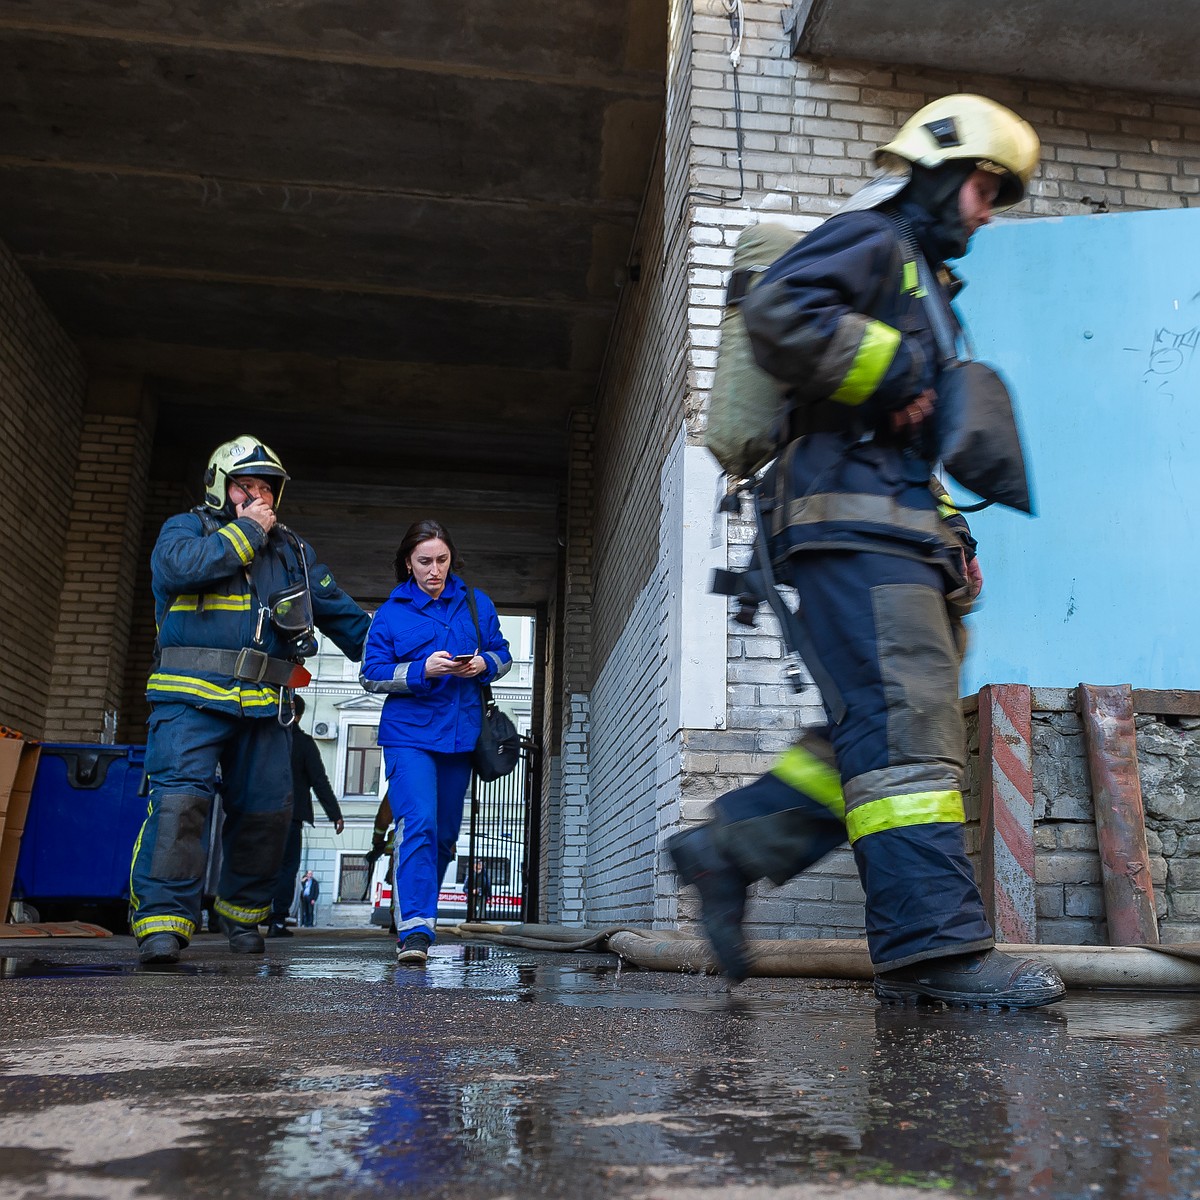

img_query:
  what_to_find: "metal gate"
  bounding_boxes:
[463,737,540,923]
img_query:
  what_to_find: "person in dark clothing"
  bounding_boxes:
[298,871,320,927]
[267,694,344,937]
[465,857,492,920]
[130,436,368,966]
[669,95,1064,1009]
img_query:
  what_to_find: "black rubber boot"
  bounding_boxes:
[265,920,293,938]
[218,915,266,955]
[667,825,751,983]
[874,948,1066,1009]
[396,932,432,965]
[137,933,183,965]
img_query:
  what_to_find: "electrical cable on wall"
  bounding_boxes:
[688,0,746,206]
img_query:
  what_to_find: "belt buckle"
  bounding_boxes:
[233,647,269,683]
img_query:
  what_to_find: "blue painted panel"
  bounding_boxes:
[951,208,1200,693]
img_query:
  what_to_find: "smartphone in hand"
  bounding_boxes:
[452,653,475,664]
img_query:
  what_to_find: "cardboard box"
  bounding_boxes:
[0,738,42,922]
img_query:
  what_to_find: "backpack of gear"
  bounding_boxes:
[704,222,804,480]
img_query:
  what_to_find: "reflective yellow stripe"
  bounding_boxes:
[147,673,278,707]
[128,816,149,909]
[902,259,927,297]
[846,789,965,844]
[131,914,195,940]
[218,522,255,564]
[214,897,271,924]
[169,593,251,613]
[934,486,959,520]
[830,320,902,406]
[771,745,845,821]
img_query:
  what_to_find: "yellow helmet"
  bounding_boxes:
[202,436,289,512]
[876,94,1040,211]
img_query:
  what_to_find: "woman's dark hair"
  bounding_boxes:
[394,519,461,582]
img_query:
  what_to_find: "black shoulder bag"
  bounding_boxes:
[462,585,520,782]
[892,214,1034,514]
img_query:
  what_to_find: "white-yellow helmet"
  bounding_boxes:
[876,93,1040,211]
[203,436,289,513]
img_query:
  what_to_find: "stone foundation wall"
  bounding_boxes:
[965,701,1200,946]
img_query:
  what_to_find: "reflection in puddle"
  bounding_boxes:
[1,958,137,980]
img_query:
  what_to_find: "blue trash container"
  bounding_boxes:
[13,744,147,922]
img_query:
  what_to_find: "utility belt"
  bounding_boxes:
[158,646,299,687]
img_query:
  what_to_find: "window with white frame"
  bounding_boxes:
[337,853,371,903]
[344,724,381,796]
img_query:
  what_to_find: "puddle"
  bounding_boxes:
[3,937,1200,1199]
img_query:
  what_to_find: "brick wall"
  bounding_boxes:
[540,411,594,923]
[0,240,87,737]
[43,382,155,743]
[586,136,678,925]
[118,479,191,744]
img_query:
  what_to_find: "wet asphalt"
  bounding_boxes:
[0,929,1198,1200]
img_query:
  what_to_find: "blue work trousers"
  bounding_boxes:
[713,550,993,969]
[384,746,472,941]
[130,703,293,943]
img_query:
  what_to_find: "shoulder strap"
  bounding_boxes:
[460,581,496,707]
[885,212,965,366]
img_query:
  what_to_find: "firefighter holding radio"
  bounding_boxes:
[130,436,368,966]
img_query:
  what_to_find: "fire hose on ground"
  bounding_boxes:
[441,923,1200,990]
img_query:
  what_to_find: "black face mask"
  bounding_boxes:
[897,161,977,261]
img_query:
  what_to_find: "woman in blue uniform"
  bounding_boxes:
[360,520,511,964]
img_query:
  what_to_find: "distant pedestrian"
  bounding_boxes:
[298,871,320,927]
[465,857,492,920]
[267,695,344,937]
[360,519,512,966]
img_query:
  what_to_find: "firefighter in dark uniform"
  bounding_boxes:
[130,436,369,965]
[669,95,1065,1008]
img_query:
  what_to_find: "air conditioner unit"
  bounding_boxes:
[312,721,335,740]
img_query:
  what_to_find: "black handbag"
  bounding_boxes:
[462,585,521,782]
[897,215,1034,514]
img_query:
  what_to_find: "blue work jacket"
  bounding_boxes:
[360,575,512,753]
[148,508,368,716]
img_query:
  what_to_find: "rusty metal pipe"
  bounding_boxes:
[1078,683,1159,944]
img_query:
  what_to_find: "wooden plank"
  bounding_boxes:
[0,739,41,923]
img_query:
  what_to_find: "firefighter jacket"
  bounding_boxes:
[360,574,512,754]
[740,204,973,574]
[147,508,369,716]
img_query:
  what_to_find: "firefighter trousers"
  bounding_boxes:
[711,549,994,970]
[129,703,293,943]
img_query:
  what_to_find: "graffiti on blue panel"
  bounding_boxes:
[1126,324,1200,401]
